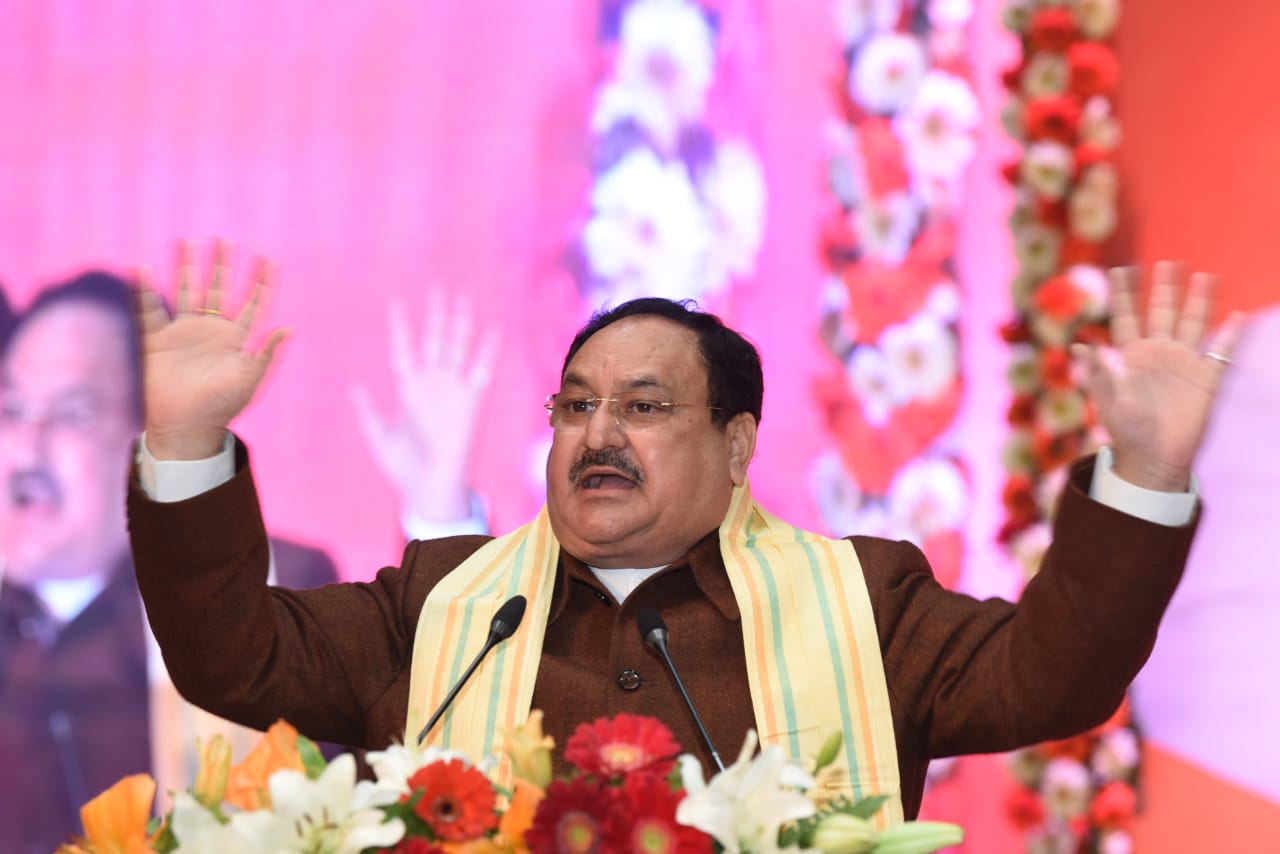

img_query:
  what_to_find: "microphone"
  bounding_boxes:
[416,595,527,745]
[636,606,725,772]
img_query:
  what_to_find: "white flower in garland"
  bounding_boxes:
[231,755,405,853]
[1036,388,1088,434]
[676,730,817,854]
[897,70,980,183]
[810,450,867,537]
[1020,141,1076,201]
[923,280,962,324]
[1001,0,1035,34]
[834,0,901,48]
[1013,223,1063,278]
[1040,758,1092,819]
[848,345,897,426]
[1077,0,1121,40]
[888,456,968,539]
[615,0,715,146]
[699,138,768,284]
[1069,163,1119,242]
[1021,52,1069,99]
[1092,727,1140,782]
[881,314,958,404]
[1066,264,1109,320]
[582,147,713,304]
[1080,96,1122,150]
[855,190,920,265]
[849,32,929,114]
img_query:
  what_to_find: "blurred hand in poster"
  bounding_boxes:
[350,288,498,523]
[136,241,288,461]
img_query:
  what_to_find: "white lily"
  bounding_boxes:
[231,754,404,853]
[676,730,818,854]
[170,792,251,853]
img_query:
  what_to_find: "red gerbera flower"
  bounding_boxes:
[1023,97,1081,145]
[405,758,499,841]
[1090,781,1138,829]
[564,714,681,780]
[525,778,627,854]
[620,772,713,854]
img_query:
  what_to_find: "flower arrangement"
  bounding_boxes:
[1005,702,1140,854]
[56,713,963,854]
[996,4,1140,852]
[996,0,1121,562]
[812,0,980,591]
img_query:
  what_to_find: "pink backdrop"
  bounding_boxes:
[0,1,929,584]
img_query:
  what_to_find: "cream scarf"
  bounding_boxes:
[406,483,903,821]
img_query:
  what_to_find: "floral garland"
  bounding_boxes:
[56,713,963,854]
[997,3,1139,852]
[573,0,767,309]
[812,0,979,591]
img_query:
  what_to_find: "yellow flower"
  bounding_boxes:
[192,735,233,807]
[59,773,159,854]
[504,709,555,789]
[225,720,305,810]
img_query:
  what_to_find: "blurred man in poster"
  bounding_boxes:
[0,271,338,854]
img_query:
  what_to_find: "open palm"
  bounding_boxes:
[137,244,287,459]
[1074,263,1243,491]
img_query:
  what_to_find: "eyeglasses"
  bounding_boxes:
[545,391,722,432]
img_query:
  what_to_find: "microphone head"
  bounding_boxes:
[490,595,527,641]
[636,606,668,649]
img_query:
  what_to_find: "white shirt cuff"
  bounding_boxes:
[136,431,237,502]
[401,491,490,540]
[1089,446,1198,527]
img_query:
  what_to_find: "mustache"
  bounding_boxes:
[569,448,644,485]
[9,467,61,507]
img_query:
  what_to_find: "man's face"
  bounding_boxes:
[0,302,138,583]
[546,316,755,568]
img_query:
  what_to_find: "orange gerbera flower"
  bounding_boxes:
[59,773,158,854]
[225,719,305,810]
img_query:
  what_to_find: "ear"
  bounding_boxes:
[725,412,757,487]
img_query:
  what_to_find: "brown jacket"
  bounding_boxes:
[128,445,1196,819]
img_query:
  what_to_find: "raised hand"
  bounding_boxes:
[137,241,288,460]
[350,288,498,521]
[1071,261,1246,491]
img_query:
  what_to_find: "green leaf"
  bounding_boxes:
[845,795,889,820]
[297,735,328,780]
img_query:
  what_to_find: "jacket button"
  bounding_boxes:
[616,668,641,691]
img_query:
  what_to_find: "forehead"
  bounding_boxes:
[5,302,132,395]
[563,315,706,392]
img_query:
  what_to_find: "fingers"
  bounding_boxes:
[234,258,274,331]
[206,239,233,314]
[133,266,171,336]
[1147,260,1180,339]
[176,240,198,314]
[1107,267,1141,347]
[1175,271,1216,345]
[250,327,290,380]
[469,327,500,390]
[1202,310,1247,368]
[388,300,415,390]
[349,384,393,448]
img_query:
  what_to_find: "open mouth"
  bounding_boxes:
[580,472,638,490]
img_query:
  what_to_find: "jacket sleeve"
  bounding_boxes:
[127,438,489,747]
[858,455,1199,758]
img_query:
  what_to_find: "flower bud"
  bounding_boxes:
[811,812,876,854]
[192,735,232,807]
[813,731,845,774]
[505,709,555,789]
